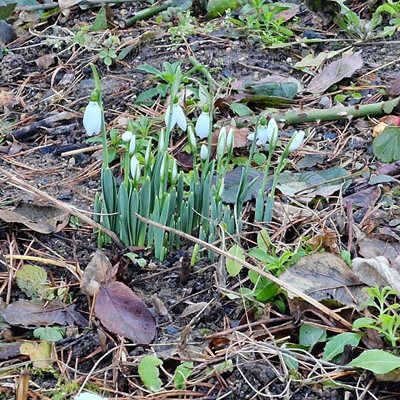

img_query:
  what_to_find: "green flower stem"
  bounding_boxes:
[263,146,290,222]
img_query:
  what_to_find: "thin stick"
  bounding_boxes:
[135,214,352,329]
[0,167,124,249]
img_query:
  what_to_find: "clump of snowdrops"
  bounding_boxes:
[83,64,304,261]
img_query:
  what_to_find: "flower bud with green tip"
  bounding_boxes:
[200,144,208,161]
[217,127,227,158]
[195,105,211,139]
[130,155,140,182]
[288,130,305,152]
[83,101,102,136]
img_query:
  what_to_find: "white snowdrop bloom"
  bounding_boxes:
[83,101,102,136]
[121,130,133,142]
[288,130,305,152]
[256,125,269,146]
[165,104,187,131]
[195,111,211,139]
[75,392,106,400]
[130,155,140,181]
[200,144,209,161]
[266,118,278,146]
[128,134,136,155]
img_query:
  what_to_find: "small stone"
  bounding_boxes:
[0,21,16,45]
[319,96,331,109]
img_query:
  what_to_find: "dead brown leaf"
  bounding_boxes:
[80,249,112,297]
[352,256,400,295]
[307,52,363,94]
[307,230,340,253]
[1,300,88,327]
[58,0,82,11]
[386,77,400,96]
[36,54,57,70]
[0,201,69,234]
[280,253,367,309]
[94,281,156,344]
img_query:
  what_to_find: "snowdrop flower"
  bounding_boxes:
[165,103,187,131]
[200,144,209,161]
[130,155,140,181]
[195,110,211,139]
[83,101,102,136]
[75,392,106,400]
[121,130,133,142]
[122,131,136,154]
[288,130,305,152]
[266,118,278,147]
[128,134,136,155]
[247,118,278,146]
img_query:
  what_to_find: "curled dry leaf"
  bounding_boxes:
[0,201,69,234]
[1,300,88,327]
[353,256,400,296]
[80,249,112,297]
[280,253,368,309]
[36,54,57,70]
[307,52,363,94]
[94,281,156,344]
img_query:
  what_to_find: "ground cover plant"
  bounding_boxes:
[1,0,400,399]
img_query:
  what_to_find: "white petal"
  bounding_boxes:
[195,111,211,139]
[266,118,279,145]
[121,130,133,142]
[288,130,305,152]
[247,132,255,141]
[256,126,269,145]
[200,144,208,160]
[129,134,136,154]
[130,155,140,180]
[173,104,187,131]
[75,393,106,400]
[165,105,176,130]
[83,101,102,136]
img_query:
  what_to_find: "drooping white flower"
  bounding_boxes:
[128,134,136,155]
[165,103,187,131]
[248,118,279,147]
[130,155,140,181]
[83,101,102,136]
[75,392,106,400]
[266,118,278,146]
[288,130,305,152]
[200,144,209,160]
[217,127,227,157]
[121,130,133,142]
[195,111,211,139]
